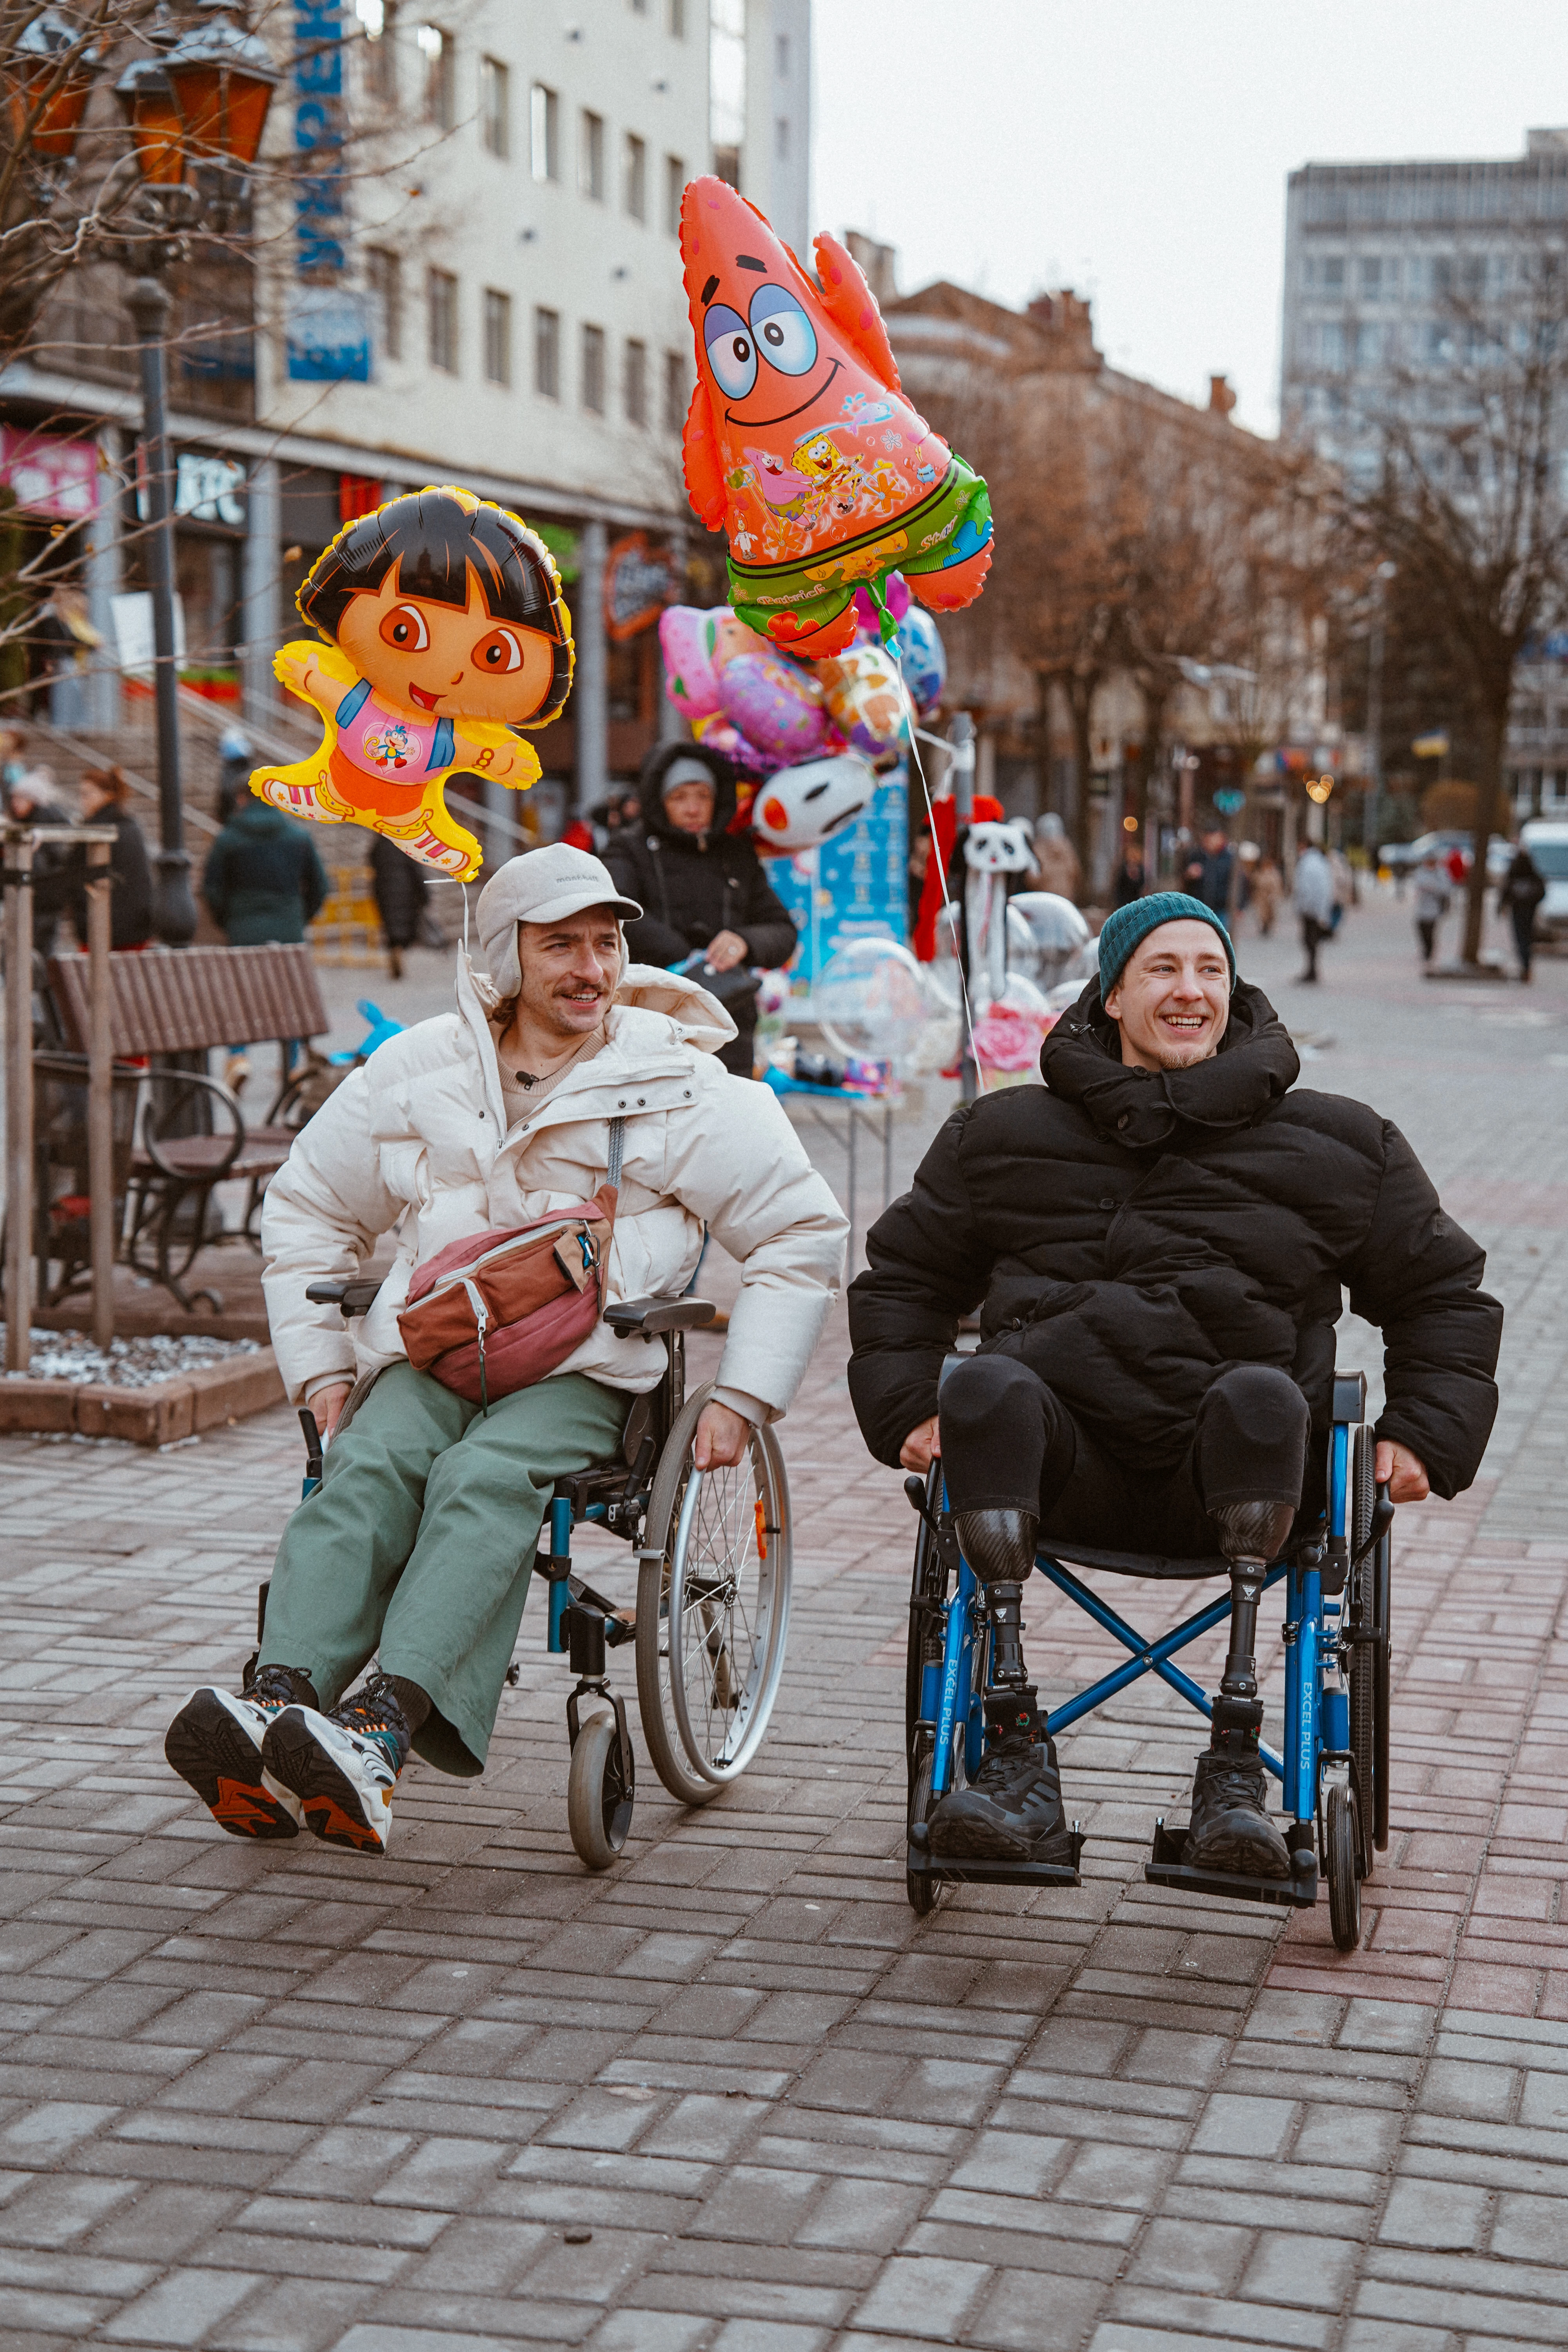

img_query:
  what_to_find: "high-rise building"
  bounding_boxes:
[1279,129,1568,820]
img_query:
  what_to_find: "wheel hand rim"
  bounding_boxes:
[665,1445,787,1782]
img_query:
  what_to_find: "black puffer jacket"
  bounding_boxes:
[848,980,1501,1498]
[603,745,798,986]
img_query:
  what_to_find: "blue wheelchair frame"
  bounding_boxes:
[906,1369,1393,1949]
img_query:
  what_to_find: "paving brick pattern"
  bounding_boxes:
[2,893,1565,2349]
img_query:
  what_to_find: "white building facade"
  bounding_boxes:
[0,0,811,818]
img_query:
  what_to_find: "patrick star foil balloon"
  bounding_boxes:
[679,176,994,659]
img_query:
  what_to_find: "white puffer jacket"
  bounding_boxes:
[260,957,848,1419]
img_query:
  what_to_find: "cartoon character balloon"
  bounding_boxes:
[679,176,993,659]
[751,753,877,851]
[717,652,828,764]
[816,643,908,759]
[248,485,573,879]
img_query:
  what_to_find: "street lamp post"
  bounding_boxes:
[19,6,279,946]
[1365,561,1396,873]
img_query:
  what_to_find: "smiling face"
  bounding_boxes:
[336,564,558,724]
[515,907,623,1042]
[702,271,840,431]
[1103,920,1232,1073]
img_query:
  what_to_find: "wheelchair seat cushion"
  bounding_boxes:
[1038,1540,1234,1582]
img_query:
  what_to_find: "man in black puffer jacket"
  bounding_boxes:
[849,892,1501,1881]
[604,744,798,1077]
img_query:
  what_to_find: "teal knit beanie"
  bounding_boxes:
[1097,891,1236,998]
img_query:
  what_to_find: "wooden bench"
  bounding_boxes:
[46,944,333,1311]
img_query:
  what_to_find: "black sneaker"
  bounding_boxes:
[1186,1747,1292,1879]
[926,1693,1072,1862]
[164,1666,304,1839]
[262,1674,412,1855]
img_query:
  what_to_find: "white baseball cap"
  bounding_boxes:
[475,844,642,995]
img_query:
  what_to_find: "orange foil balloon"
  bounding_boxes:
[679,176,993,659]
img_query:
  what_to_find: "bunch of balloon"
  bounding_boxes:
[677,174,994,657]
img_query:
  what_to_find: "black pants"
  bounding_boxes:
[939,1357,1310,1560]
[1299,915,1327,980]
[1511,906,1535,978]
[1417,916,1439,964]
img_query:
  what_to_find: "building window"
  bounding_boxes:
[776,31,789,71]
[534,306,560,398]
[1359,256,1381,298]
[1319,320,1345,369]
[582,323,606,413]
[428,268,457,372]
[623,132,646,221]
[580,109,605,200]
[480,54,509,157]
[356,0,398,100]
[664,153,684,234]
[625,337,647,426]
[417,23,452,129]
[669,0,684,32]
[662,347,684,433]
[530,82,558,180]
[368,247,402,362]
[484,288,512,385]
[775,115,789,162]
[1319,254,1344,293]
[710,0,744,189]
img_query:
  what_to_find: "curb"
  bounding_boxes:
[0,1347,286,1445]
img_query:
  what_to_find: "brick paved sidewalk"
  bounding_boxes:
[2,891,1565,2352]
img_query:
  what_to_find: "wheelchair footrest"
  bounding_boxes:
[906,1826,1085,1890]
[1144,1818,1318,1909]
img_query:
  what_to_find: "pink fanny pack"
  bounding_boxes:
[396,1119,624,1408]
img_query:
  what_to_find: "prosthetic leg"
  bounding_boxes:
[1184,1499,1295,1879]
[922,1510,1075,1864]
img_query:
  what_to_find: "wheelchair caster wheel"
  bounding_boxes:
[567,1708,635,1871]
[1325,1783,1361,1952]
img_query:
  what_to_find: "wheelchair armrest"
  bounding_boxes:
[603,1294,717,1339]
[306,1277,385,1318]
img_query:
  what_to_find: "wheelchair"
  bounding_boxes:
[250,1282,794,1873]
[902,1369,1394,1953]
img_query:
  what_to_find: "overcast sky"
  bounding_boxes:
[809,0,1568,437]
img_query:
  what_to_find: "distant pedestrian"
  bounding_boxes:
[1249,854,1283,936]
[203,792,328,1090]
[8,763,77,956]
[370,831,429,980]
[1497,843,1546,982]
[1329,848,1355,933]
[1293,841,1335,983]
[1412,851,1451,968]
[216,728,253,823]
[1032,811,1081,902]
[1183,824,1234,927]
[1111,844,1144,906]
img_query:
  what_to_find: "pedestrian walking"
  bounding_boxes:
[202,790,328,1089]
[35,766,153,954]
[1183,824,1234,926]
[1412,850,1451,969]
[1111,844,1144,906]
[604,744,798,1078]
[1293,840,1335,983]
[369,830,429,980]
[5,764,75,955]
[1249,853,1283,936]
[1497,841,1546,982]
[1329,847,1355,933]
[1032,811,1082,902]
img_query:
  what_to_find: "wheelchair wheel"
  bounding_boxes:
[906,1465,948,1916]
[1347,1426,1377,1877]
[907,1742,941,1917]
[567,1708,635,1871]
[1325,1782,1361,1952]
[635,1382,792,1804]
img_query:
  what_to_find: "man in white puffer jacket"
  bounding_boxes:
[164,844,847,1855]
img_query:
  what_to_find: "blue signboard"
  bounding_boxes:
[288,1,370,381]
[764,765,909,987]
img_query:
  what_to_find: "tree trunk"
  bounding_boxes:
[1461,704,1508,966]
[1063,671,1098,880]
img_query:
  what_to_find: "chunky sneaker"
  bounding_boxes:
[1186,1747,1292,1879]
[262,1675,412,1855]
[164,1666,305,1839]
[926,1690,1074,1862]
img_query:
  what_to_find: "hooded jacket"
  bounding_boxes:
[260,955,848,1418]
[847,980,1501,1498]
[603,744,798,998]
[202,800,328,946]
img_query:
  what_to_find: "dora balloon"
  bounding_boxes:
[679,176,993,659]
[249,486,573,879]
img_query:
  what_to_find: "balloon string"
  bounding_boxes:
[897,666,986,1097]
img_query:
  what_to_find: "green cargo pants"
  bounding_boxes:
[258,1362,628,1777]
